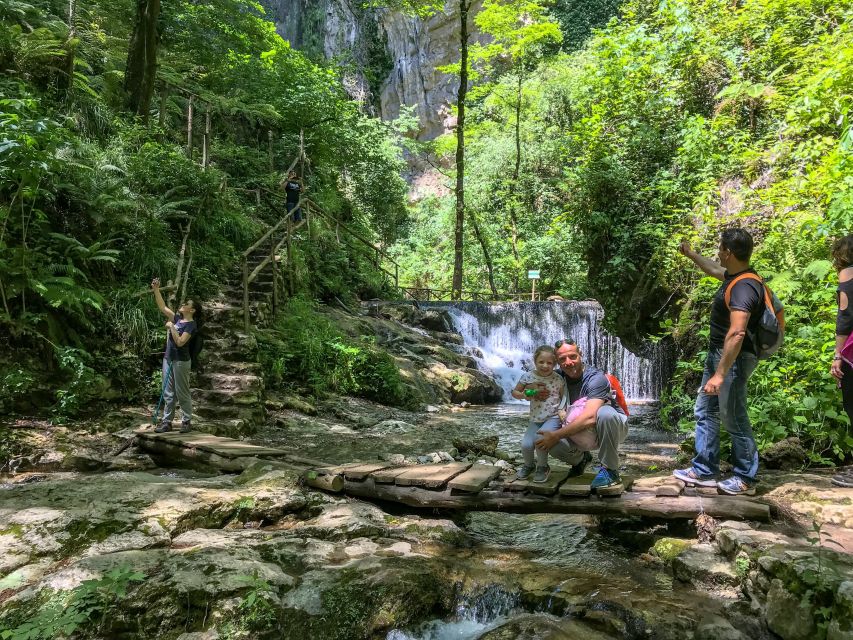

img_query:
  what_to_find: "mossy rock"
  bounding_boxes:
[651,537,693,563]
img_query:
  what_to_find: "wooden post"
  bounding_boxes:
[255,189,261,206]
[186,95,194,158]
[243,257,249,331]
[271,234,278,318]
[268,130,274,171]
[395,263,399,290]
[531,278,536,302]
[286,220,293,296]
[202,109,211,169]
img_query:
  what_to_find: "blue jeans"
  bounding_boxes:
[692,347,758,483]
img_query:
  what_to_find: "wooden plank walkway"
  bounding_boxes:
[305,462,771,521]
[133,430,771,521]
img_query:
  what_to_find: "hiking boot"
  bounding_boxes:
[673,467,718,488]
[516,464,535,481]
[533,465,551,483]
[717,476,756,496]
[179,422,192,433]
[154,422,172,433]
[590,467,621,493]
[567,451,593,478]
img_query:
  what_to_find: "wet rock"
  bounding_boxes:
[289,502,389,541]
[761,437,808,470]
[282,555,453,639]
[695,614,749,640]
[829,581,853,640]
[452,435,499,457]
[425,405,441,413]
[60,448,108,472]
[422,362,502,404]
[671,544,739,588]
[477,613,614,639]
[766,578,816,640]
[651,537,693,562]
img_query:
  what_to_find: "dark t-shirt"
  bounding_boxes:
[838,278,853,335]
[166,313,196,362]
[557,365,624,415]
[709,268,763,354]
[285,180,301,204]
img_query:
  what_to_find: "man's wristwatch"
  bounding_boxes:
[834,356,843,361]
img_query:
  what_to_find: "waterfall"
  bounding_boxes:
[423,301,664,402]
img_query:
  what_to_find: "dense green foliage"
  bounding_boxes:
[393,0,852,460]
[0,0,408,415]
[257,297,419,408]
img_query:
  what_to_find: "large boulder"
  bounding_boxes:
[422,362,502,404]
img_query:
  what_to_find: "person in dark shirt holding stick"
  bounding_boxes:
[673,229,764,495]
[831,234,853,487]
[151,277,199,433]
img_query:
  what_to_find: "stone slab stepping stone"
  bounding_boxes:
[683,486,720,498]
[448,464,502,493]
[632,475,676,492]
[656,479,686,497]
[559,472,598,497]
[394,463,472,489]
[135,430,287,458]
[504,468,569,495]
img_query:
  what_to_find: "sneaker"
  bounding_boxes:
[717,476,756,496]
[516,464,535,481]
[179,422,192,433]
[533,465,551,483]
[590,467,621,492]
[153,422,172,433]
[673,467,718,488]
[567,451,593,478]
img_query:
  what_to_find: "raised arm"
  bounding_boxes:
[679,241,725,280]
[151,278,175,320]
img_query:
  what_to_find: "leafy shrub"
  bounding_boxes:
[257,297,417,408]
[0,566,146,640]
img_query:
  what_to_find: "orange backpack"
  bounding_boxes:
[605,373,630,416]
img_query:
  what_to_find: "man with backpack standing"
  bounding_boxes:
[534,339,629,494]
[673,229,774,496]
[150,278,202,433]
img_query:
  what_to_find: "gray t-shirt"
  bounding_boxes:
[558,365,624,415]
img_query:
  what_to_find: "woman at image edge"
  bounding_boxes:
[831,234,853,488]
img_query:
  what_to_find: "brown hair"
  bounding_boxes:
[533,345,556,361]
[832,234,853,271]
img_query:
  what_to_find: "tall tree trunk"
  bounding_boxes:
[61,0,77,96]
[451,0,470,301]
[509,69,523,293]
[470,211,497,297]
[124,0,161,120]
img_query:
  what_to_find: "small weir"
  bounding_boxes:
[423,301,667,401]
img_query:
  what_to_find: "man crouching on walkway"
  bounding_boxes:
[534,339,629,493]
[673,229,762,496]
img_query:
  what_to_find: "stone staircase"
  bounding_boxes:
[188,244,284,436]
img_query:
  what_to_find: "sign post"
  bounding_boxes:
[527,270,540,302]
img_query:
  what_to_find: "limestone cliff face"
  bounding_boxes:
[259,0,482,140]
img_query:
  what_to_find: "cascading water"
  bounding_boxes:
[424,301,665,402]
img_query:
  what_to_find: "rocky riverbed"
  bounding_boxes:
[3,399,853,640]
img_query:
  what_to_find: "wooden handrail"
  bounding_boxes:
[242,196,304,258]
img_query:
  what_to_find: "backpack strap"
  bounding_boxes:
[724,273,773,312]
